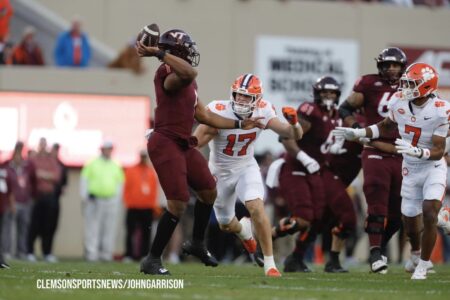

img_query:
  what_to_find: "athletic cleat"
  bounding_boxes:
[0,259,10,269]
[411,260,433,280]
[283,254,311,273]
[265,267,282,277]
[405,253,420,273]
[238,217,257,253]
[324,261,348,273]
[140,255,171,275]
[369,250,388,274]
[182,240,218,267]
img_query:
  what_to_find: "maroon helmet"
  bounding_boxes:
[375,47,407,84]
[313,76,341,111]
[158,29,200,67]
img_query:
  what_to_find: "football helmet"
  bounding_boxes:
[231,74,263,116]
[376,47,407,83]
[313,76,341,111]
[399,62,438,101]
[158,29,200,67]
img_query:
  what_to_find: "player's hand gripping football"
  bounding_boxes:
[282,107,298,125]
[241,117,265,129]
[394,138,423,158]
[135,41,160,57]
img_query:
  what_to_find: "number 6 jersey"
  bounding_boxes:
[206,99,277,171]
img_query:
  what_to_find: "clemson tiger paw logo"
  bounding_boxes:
[421,67,435,81]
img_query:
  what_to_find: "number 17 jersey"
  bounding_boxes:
[206,99,277,171]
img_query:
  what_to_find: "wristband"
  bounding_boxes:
[296,151,310,163]
[234,120,242,129]
[352,123,362,129]
[155,50,166,60]
[294,123,301,129]
[420,148,431,160]
[368,125,380,139]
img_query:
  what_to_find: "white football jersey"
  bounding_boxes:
[206,99,277,170]
[388,92,450,164]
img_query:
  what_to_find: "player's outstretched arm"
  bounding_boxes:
[135,41,197,92]
[368,140,397,154]
[195,101,265,130]
[338,92,364,128]
[266,107,303,140]
[333,117,397,141]
[193,124,218,148]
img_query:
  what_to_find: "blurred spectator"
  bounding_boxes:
[54,16,91,67]
[0,39,11,63]
[49,143,68,248]
[9,26,45,65]
[2,142,33,260]
[383,0,414,6]
[109,40,145,75]
[122,150,159,261]
[0,161,14,268]
[80,141,124,262]
[27,137,62,263]
[0,0,13,43]
[414,0,449,6]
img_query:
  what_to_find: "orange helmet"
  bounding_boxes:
[231,74,263,116]
[399,62,438,101]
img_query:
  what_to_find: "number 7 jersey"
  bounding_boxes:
[388,92,450,164]
[206,99,277,170]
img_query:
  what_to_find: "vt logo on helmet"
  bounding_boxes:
[313,76,341,111]
[231,74,263,117]
[399,63,438,101]
[158,29,200,67]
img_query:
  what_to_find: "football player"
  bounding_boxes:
[334,63,450,279]
[194,73,302,277]
[269,76,358,273]
[337,47,407,273]
[136,29,264,275]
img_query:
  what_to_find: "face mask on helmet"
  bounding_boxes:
[158,29,200,67]
[376,47,407,84]
[313,76,341,111]
[398,63,438,101]
[230,74,263,117]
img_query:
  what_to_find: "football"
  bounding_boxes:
[137,23,160,47]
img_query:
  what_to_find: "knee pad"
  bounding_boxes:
[365,215,386,234]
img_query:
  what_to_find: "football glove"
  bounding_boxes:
[332,127,366,141]
[296,151,320,174]
[282,107,298,125]
[394,138,430,159]
[329,136,347,155]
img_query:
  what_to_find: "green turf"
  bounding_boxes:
[1,261,450,300]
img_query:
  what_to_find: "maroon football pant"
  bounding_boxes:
[147,132,215,202]
[278,163,325,223]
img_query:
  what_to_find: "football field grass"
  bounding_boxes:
[1,261,450,300]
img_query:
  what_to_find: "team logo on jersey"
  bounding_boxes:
[402,167,409,176]
[411,116,416,122]
[215,103,226,111]
[374,81,383,86]
[398,108,405,114]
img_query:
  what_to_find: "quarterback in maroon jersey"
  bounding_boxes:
[136,28,263,275]
[338,47,407,273]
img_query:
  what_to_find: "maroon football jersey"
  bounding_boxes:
[284,102,341,172]
[153,64,198,141]
[353,74,400,143]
